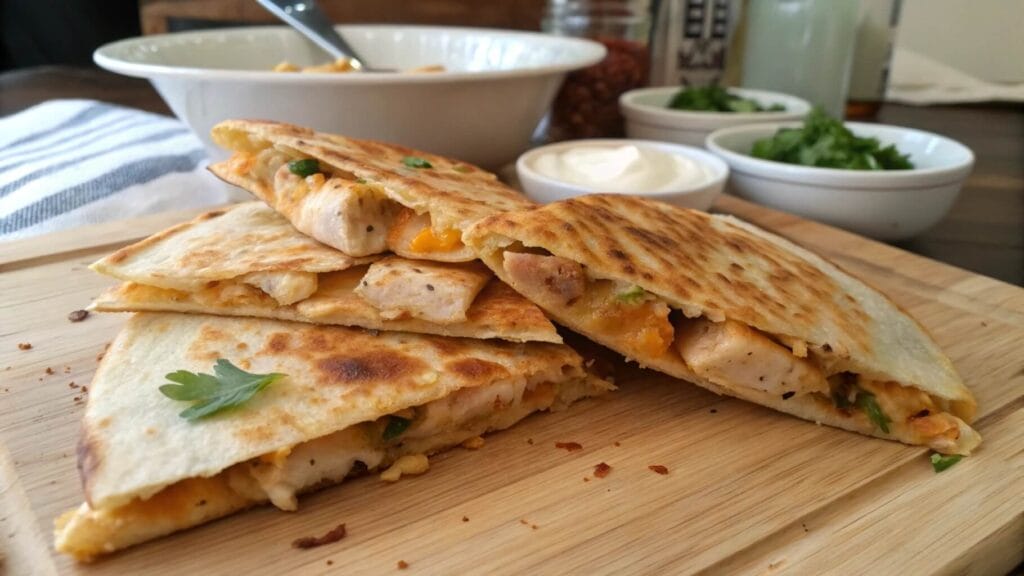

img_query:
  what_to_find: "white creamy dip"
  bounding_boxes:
[530,144,715,193]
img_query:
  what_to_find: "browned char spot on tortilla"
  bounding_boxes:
[317,351,427,384]
[444,358,510,382]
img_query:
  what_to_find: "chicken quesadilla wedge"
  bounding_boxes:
[54,313,611,560]
[207,119,535,260]
[90,202,373,307]
[90,203,560,342]
[465,194,980,455]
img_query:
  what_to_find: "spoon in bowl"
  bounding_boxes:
[255,0,395,72]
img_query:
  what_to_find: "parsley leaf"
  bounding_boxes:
[854,391,891,434]
[382,416,411,440]
[615,285,647,304]
[930,453,963,473]
[159,359,283,421]
[402,156,433,169]
[288,158,321,177]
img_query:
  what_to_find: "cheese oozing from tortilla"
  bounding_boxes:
[500,250,979,455]
[354,257,492,324]
[54,373,605,560]
[240,270,318,306]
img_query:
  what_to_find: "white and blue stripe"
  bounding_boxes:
[0,100,237,241]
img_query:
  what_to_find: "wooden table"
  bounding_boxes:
[2,66,1021,286]
[1,66,1022,574]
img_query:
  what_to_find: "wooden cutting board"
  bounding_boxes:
[1,196,1021,576]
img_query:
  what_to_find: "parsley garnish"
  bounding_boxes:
[402,156,432,169]
[930,453,963,473]
[615,285,646,304]
[453,164,473,173]
[855,391,891,434]
[382,416,411,440]
[288,158,321,177]
[159,359,283,421]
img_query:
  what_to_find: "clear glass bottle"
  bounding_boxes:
[543,0,652,140]
[846,0,903,119]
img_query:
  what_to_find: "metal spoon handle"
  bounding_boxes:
[255,0,367,70]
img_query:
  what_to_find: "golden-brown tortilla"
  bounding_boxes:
[465,194,980,454]
[55,313,610,560]
[90,202,372,296]
[208,119,535,260]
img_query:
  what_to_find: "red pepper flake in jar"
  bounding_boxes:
[593,462,612,478]
[549,37,650,140]
[17,343,32,351]
[648,465,669,475]
[397,560,409,570]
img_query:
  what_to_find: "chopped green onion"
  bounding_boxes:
[855,391,891,434]
[402,156,432,169]
[287,158,321,177]
[382,416,411,440]
[615,285,647,304]
[930,453,962,473]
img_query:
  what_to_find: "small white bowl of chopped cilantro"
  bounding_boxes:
[620,86,811,147]
[705,110,975,240]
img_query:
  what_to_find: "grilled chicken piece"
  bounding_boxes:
[502,252,586,306]
[240,270,318,306]
[273,165,399,257]
[675,317,830,398]
[386,209,476,262]
[355,256,492,323]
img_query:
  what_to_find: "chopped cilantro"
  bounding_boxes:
[855,391,891,434]
[751,108,914,170]
[159,359,283,421]
[287,158,321,177]
[930,453,963,473]
[383,415,411,440]
[667,85,785,113]
[402,156,433,169]
[615,285,647,304]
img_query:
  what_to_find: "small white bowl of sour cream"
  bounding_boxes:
[515,139,729,210]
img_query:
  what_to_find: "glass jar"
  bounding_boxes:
[543,0,652,140]
[740,0,861,118]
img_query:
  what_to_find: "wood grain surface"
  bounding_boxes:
[0,196,1021,575]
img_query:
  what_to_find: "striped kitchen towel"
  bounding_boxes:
[0,99,239,241]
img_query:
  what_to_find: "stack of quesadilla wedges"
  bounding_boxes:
[57,126,612,560]
[57,120,980,561]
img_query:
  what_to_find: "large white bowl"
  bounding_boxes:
[94,25,605,168]
[516,139,729,210]
[705,122,974,240]
[620,87,811,147]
